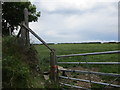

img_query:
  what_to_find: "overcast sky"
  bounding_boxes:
[29,0,119,44]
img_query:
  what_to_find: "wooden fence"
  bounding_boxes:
[17,8,58,84]
[17,8,30,46]
[17,8,120,89]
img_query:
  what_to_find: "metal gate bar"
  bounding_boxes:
[57,51,120,88]
[57,62,120,64]
[57,50,120,58]
[59,69,120,77]
[59,76,120,88]
[59,82,90,90]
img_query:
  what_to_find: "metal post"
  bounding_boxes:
[24,8,30,46]
[50,49,58,84]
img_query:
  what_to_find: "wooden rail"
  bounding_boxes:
[17,8,58,83]
[21,24,53,52]
[21,24,58,83]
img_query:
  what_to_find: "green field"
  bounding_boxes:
[34,43,119,73]
[34,43,120,88]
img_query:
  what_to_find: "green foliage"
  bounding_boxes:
[44,80,60,89]
[2,1,40,35]
[2,36,44,88]
[3,56,30,88]
[2,36,20,57]
[34,45,50,72]
[2,36,29,88]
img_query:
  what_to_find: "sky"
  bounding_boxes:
[29,0,119,44]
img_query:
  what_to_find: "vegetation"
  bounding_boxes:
[2,1,40,35]
[34,43,119,72]
[2,36,119,89]
[2,36,44,88]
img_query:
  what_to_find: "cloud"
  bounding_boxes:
[29,0,118,43]
[31,0,119,11]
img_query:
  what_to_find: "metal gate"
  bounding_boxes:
[57,50,120,89]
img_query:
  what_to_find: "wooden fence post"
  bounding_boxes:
[21,21,26,46]
[50,49,59,85]
[24,8,30,46]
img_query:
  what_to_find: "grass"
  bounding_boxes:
[34,43,119,73]
[34,43,120,89]
[34,43,119,56]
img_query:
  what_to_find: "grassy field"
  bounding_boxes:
[34,43,119,72]
[34,43,120,88]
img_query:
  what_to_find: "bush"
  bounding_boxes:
[2,56,30,88]
[2,36,39,88]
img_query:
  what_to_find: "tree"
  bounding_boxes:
[2,1,40,36]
